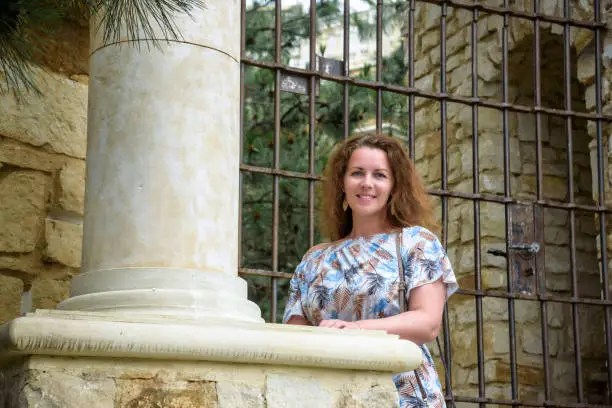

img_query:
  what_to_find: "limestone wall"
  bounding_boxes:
[0,355,399,408]
[0,21,88,324]
[411,0,610,404]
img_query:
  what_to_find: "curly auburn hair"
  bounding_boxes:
[321,134,439,241]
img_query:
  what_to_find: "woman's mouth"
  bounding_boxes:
[356,194,376,201]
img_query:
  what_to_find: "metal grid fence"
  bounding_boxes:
[238,0,612,406]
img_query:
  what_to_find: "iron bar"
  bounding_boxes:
[471,5,485,407]
[408,0,415,159]
[238,0,247,276]
[376,0,383,132]
[501,0,519,399]
[270,0,282,323]
[439,0,452,398]
[532,0,552,402]
[239,267,293,280]
[562,0,584,401]
[343,0,350,140]
[308,0,316,249]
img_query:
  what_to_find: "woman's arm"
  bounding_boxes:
[319,279,446,345]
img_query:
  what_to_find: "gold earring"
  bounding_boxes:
[342,198,349,211]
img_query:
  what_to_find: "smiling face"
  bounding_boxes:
[343,147,394,221]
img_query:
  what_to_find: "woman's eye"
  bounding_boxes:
[375,173,386,178]
[351,171,362,176]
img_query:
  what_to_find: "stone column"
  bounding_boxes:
[56,0,261,323]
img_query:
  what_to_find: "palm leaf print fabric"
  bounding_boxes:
[283,226,458,408]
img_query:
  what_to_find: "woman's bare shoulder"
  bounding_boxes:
[305,242,332,255]
[304,239,344,257]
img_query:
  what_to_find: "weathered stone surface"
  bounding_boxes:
[0,353,404,408]
[19,370,115,408]
[479,202,506,239]
[58,159,86,214]
[427,154,441,183]
[544,245,570,274]
[414,57,432,80]
[446,52,464,74]
[449,64,471,91]
[0,69,87,159]
[420,30,440,53]
[484,322,509,355]
[544,226,570,245]
[415,73,437,93]
[577,50,595,85]
[0,275,23,324]
[116,378,218,408]
[520,326,560,356]
[265,375,334,408]
[0,252,41,276]
[422,131,441,157]
[484,361,544,387]
[417,3,441,32]
[448,297,475,326]
[70,74,90,85]
[446,28,468,57]
[27,21,89,75]
[0,171,49,253]
[0,251,76,279]
[44,218,83,268]
[457,248,474,273]
[0,137,66,173]
[515,300,540,324]
[338,383,399,408]
[216,382,264,408]
[546,303,571,329]
[450,322,479,368]
[545,275,571,292]
[31,278,70,310]
[482,297,509,321]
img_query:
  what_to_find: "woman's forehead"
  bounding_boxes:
[347,147,390,167]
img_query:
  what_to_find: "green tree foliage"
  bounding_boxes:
[241,0,410,322]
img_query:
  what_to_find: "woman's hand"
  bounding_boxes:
[319,319,361,330]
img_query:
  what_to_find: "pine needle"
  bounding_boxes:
[0,0,206,95]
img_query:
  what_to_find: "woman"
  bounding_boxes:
[283,134,458,408]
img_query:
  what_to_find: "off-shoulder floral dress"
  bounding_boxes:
[282,226,458,408]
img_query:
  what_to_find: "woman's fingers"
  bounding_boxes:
[319,319,361,329]
[319,319,346,328]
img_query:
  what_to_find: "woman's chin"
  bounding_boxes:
[350,206,386,218]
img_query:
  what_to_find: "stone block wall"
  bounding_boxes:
[0,356,400,408]
[0,21,88,324]
[411,0,611,404]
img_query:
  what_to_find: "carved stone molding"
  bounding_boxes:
[0,310,423,373]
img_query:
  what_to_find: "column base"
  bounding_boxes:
[0,310,423,408]
[1,356,400,408]
[57,267,263,323]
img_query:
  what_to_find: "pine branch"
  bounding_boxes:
[0,0,206,95]
[91,0,206,49]
[0,24,39,95]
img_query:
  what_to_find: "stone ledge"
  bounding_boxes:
[0,310,422,373]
